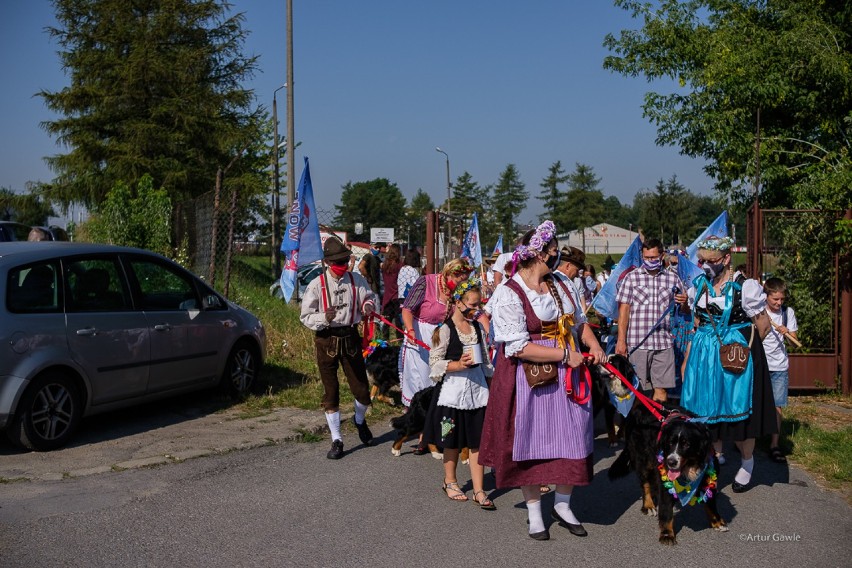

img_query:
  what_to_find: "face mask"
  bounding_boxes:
[545,250,561,270]
[643,258,662,271]
[329,263,348,277]
[461,306,483,321]
[702,262,725,279]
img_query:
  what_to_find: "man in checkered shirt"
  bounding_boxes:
[615,238,687,403]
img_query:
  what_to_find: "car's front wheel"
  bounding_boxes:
[221,341,259,398]
[8,371,83,451]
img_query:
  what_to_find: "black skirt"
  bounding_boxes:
[421,381,487,450]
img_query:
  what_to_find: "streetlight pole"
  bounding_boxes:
[285,0,295,215]
[272,84,286,277]
[436,147,451,259]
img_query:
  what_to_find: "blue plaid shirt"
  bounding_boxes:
[615,266,683,350]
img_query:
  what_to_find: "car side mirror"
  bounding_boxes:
[203,294,223,309]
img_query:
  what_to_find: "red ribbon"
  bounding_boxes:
[583,352,665,421]
[366,313,431,350]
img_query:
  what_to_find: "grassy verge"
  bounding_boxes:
[781,395,852,504]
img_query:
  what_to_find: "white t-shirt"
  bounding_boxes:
[492,252,514,277]
[763,306,798,371]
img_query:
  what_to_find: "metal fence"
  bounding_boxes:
[177,191,341,298]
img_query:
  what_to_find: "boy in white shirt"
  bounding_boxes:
[762,277,798,463]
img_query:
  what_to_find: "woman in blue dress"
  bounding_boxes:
[681,236,777,493]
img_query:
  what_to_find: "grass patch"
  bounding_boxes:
[295,428,325,443]
[783,395,852,503]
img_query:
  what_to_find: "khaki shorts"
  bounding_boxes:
[628,348,676,390]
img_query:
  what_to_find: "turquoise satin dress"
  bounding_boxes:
[681,277,753,423]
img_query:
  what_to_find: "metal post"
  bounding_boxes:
[272,85,285,278]
[436,147,451,260]
[285,0,295,220]
[841,208,852,394]
[426,210,436,275]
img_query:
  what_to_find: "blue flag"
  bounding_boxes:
[279,157,323,302]
[461,213,483,267]
[492,234,503,256]
[590,235,643,319]
[687,211,728,263]
[677,251,705,289]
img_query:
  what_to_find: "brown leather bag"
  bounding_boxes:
[522,361,558,388]
[719,340,750,374]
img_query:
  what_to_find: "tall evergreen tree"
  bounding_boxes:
[39,0,264,207]
[334,178,407,241]
[492,164,528,241]
[406,188,435,246]
[538,160,568,225]
[563,163,606,240]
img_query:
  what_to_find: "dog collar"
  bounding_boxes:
[657,452,717,507]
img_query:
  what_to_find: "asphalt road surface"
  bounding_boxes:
[1,424,849,568]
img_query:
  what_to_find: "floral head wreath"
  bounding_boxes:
[513,220,557,263]
[446,258,474,276]
[697,236,735,252]
[452,276,481,302]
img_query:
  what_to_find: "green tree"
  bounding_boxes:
[601,195,635,231]
[40,0,264,207]
[0,187,56,226]
[334,178,408,241]
[563,163,606,241]
[603,0,852,210]
[406,188,435,246]
[85,175,172,257]
[538,161,569,225]
[492,164,528,240]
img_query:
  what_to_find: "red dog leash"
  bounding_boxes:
[365,312,431,350]
[586,353,666,422]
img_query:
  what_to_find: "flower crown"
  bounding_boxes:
[446,258,474,276]
[513,220,557,262]
[452,276,482,302]
[697,236,735,251]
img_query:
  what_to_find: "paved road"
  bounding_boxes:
[1,416,849,567]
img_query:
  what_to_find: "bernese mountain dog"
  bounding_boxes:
[609,399,728,545]
[365,343,400,406]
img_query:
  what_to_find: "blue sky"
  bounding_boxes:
[0,1,713,225]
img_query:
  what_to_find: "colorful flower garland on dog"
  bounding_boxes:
[657,452,717,506]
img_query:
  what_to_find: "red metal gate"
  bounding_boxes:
[747,207,852,393]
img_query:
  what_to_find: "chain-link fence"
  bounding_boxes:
[177,193,343,299]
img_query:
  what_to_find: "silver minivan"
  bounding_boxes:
[0,242,266,450]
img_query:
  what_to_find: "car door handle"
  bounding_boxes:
[76,327,98,337]
[154,324,172,332]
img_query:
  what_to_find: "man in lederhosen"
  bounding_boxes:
[300,236,377,459]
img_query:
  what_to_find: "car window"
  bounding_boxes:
[6,262,61,312]
[66,258,131,312]
[127,258,198,311]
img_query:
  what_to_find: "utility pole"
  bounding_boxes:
[285,0,295,215]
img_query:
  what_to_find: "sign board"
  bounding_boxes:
[370,228,394,243]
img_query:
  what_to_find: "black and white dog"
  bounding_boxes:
[608,400,728,545]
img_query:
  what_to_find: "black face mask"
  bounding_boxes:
[545,250,561,271]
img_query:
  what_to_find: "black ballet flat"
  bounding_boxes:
[551,509,588,537]
[731,480,752,493]
[528,529,550,541]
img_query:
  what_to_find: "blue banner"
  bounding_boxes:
[686,211,728,264]
[461,212,483,267]
[279,157,323,302]
[590,235,643,319]
[492,234,503,256]
[676,251,705,289]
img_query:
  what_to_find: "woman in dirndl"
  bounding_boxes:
[681,236,777,493]
[479,221,601,541]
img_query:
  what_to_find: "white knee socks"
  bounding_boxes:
[325,411,341,441]
[354,400,368,425]
[554,492,581,524]
[735,456,754,485]
[527,500,545,534]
